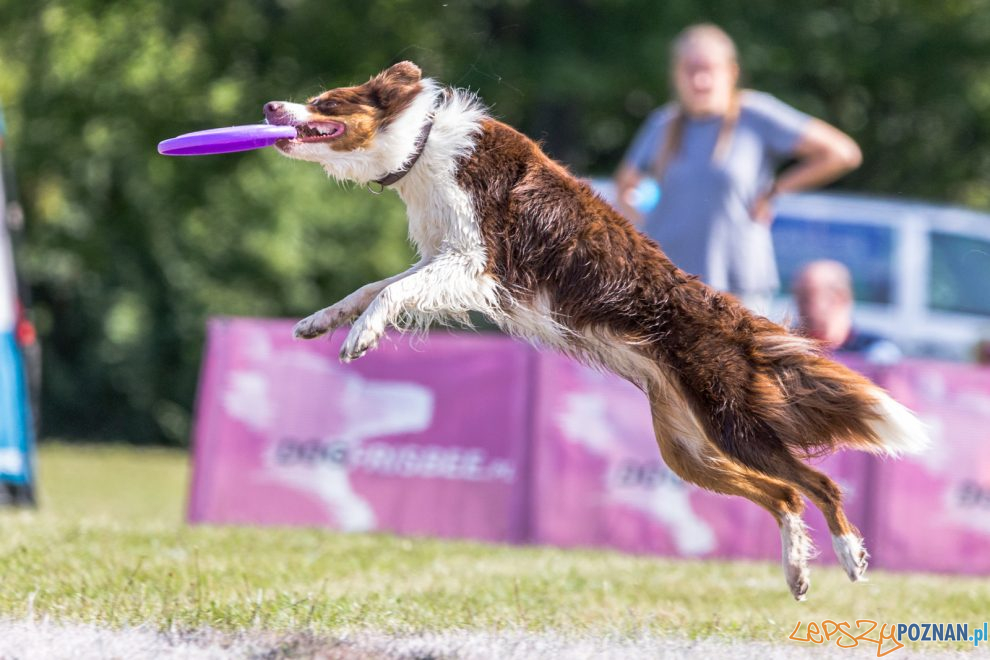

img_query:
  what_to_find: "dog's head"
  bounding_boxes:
[264,61,431,183]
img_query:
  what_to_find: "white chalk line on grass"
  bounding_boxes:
[0,619,976,659]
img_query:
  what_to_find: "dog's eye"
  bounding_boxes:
[316,101,337,113]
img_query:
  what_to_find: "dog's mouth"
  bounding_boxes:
[287,120,347,143]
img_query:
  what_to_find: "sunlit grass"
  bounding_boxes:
[0,443,986,650]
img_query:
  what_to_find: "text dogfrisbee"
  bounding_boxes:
[789,620,989,656]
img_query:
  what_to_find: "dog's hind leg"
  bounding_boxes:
[647,394,814,600]
[750,453,869,583]
[662,444,813,600]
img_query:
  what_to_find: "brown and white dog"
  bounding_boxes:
[265,61,928,600]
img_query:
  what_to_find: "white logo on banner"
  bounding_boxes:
[221,334,434,533]
[557,392,716,556]
[222,372,273,432]
[906,370,990,535]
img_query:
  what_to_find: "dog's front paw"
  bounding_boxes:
[340,319,385,362]
[293,315,329,340]
[293,303,357,340]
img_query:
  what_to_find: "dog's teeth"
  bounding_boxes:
[294,123,338,139]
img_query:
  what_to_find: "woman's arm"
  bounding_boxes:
[752,119,862,225]
[614,109,671,226]
[613,163,645,226]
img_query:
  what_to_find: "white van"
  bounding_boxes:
[772,192,990,361]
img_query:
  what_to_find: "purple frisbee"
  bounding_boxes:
[157,124,297,156]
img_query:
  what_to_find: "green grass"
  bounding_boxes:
[0,444,987,647]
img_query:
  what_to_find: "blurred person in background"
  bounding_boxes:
[0,100,37,416]
[614,23,862,316]
[0,98,38,506]
[792,259,901,364]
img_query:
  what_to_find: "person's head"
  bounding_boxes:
[792,260,855,346]
[671,24,740,117]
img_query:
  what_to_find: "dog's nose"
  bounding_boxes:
[264,102,283,115]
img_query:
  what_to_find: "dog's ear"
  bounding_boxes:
[369,61,423,111]
[382,61,422,86]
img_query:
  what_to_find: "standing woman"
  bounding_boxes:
[615,24,862,315]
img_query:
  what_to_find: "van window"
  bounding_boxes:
[772,216,894,304]
[929,232,990,317]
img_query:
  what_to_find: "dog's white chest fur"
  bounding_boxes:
[396,166,477,261]
[394,93,489,261]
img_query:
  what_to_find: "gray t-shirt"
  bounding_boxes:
[623,91,811,293]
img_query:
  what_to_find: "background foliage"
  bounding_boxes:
[2,0,989,444]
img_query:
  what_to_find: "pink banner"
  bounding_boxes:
[189,319,990,573]
[868,360,990,573]
[530,352,869,563]
[189,318,533,542]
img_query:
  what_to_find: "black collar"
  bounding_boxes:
[373,116,434,187]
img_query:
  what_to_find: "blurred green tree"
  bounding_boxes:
[1,0,989,443]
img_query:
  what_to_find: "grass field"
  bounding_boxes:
[0,444,987,656]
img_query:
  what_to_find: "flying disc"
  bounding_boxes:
[157,124,298,156]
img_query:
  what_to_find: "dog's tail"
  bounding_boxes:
[751,333,929,459]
